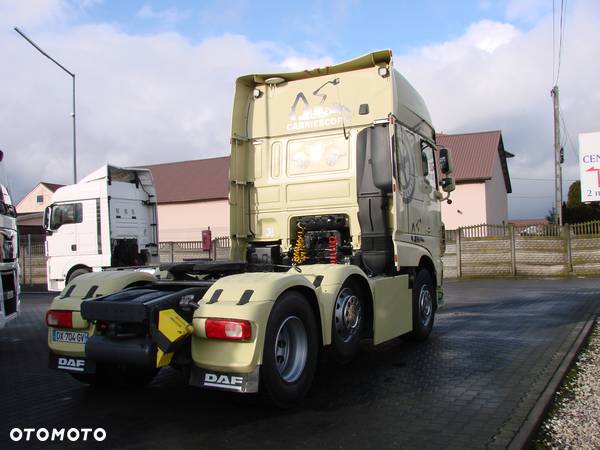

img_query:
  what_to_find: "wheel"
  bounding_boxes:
[408,269,435,341]
[260,290,319,408]
[69,364,158,388]
[68,267,91,284]
[330,279,364,364]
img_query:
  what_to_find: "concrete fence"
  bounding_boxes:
[18,221,600,287]
[443,221,600,278]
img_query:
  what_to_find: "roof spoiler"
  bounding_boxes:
[237,49,393,86]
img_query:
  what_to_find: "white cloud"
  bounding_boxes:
[1,14,327,203]
[395,0,600,219]
[0,0,68,29]
[136,5,189,23]
[4,0,600,222]
[505,0,552,22]
[420,20,521,63]
[280,55,333,72]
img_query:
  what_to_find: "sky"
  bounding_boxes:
[1,0,599,219]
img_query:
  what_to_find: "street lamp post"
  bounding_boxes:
[14,27,77,184]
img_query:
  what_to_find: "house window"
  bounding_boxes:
[36,195,44,203]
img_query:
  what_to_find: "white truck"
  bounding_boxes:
[0,150,20,329]
[46,50,455,406]
[43,165,159,291]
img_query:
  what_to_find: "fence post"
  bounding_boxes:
[169,242,174,263]
[27,234,32,285]
[509,224,516,276]
[564,224,573,273]
[456,227,462,278]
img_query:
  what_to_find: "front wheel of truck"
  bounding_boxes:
[69,364,158,388]
[407,269,435,342]
[260,290,319,408]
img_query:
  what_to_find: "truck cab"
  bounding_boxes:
[0,151,20,330]
[43,165,159,291]
[46,50,454,406]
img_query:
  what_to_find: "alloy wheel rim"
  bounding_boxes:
[274,316,308,383]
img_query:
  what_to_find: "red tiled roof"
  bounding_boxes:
[40,182,64,192]
[143,156,229,204]
[437,130,512,193]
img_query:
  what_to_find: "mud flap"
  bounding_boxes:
[49,353,96,374]
[189,366,259,393]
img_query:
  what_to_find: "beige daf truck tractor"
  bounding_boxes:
[46,49,455,406]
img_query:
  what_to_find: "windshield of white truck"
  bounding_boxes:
[50,203,83,230]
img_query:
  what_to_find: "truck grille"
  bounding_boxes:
[1,270,17,316]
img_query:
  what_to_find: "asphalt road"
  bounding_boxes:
[1,278,599,450]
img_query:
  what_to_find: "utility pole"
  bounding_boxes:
[551,86,562,225]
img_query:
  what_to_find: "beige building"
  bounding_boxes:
[144,157,229,242]
[16,182,64,235]
[16,182,63,214]
[437,131,513,229]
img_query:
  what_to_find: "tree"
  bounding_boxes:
[546,207,558,225]
[567,181,581,208]
[563,181,600,224]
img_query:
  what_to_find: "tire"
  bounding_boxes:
[69,364,158,388]
[260,290,319,408]
[68,267,91,284]
[408,270,435,341]
[330,279,364,364]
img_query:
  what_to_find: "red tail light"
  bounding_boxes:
[46,310,73,328]
[205,319,251,341]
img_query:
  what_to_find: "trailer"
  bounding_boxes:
[43,165,159,291]
[46,50,455,406]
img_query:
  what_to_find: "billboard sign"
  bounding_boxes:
[579,132,600,202]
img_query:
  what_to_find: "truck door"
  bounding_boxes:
[47,202,83,257]
[75,199,100,256]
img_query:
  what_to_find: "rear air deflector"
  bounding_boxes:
[356,124,394,275]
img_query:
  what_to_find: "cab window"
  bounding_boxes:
[50,203,82,230]
[421,142,437,188]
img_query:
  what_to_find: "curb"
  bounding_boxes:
[507,314,596,450]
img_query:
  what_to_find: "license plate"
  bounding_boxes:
[52,330,89,344]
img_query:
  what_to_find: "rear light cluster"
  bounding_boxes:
[205,319,251,341]
[46,310,73,328]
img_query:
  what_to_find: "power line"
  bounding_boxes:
[555,0,568,85]
[559,108,577,159]
[552,0,556,82]
[513,177,578,182]
[510,195,554,199]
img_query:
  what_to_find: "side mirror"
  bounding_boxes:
[43,206,51,232]
[439,147,453,174]
[441,176,456,193]
[421,150,429,177]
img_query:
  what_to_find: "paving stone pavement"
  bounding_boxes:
[1,278,599,450]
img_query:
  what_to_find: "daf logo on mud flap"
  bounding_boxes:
[57,357,85,372]
[204,373,244,389]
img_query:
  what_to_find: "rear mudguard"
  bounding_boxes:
[191,264,370,374]
[47,271,156,358]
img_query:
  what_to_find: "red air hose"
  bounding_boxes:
[328,235,337,264]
